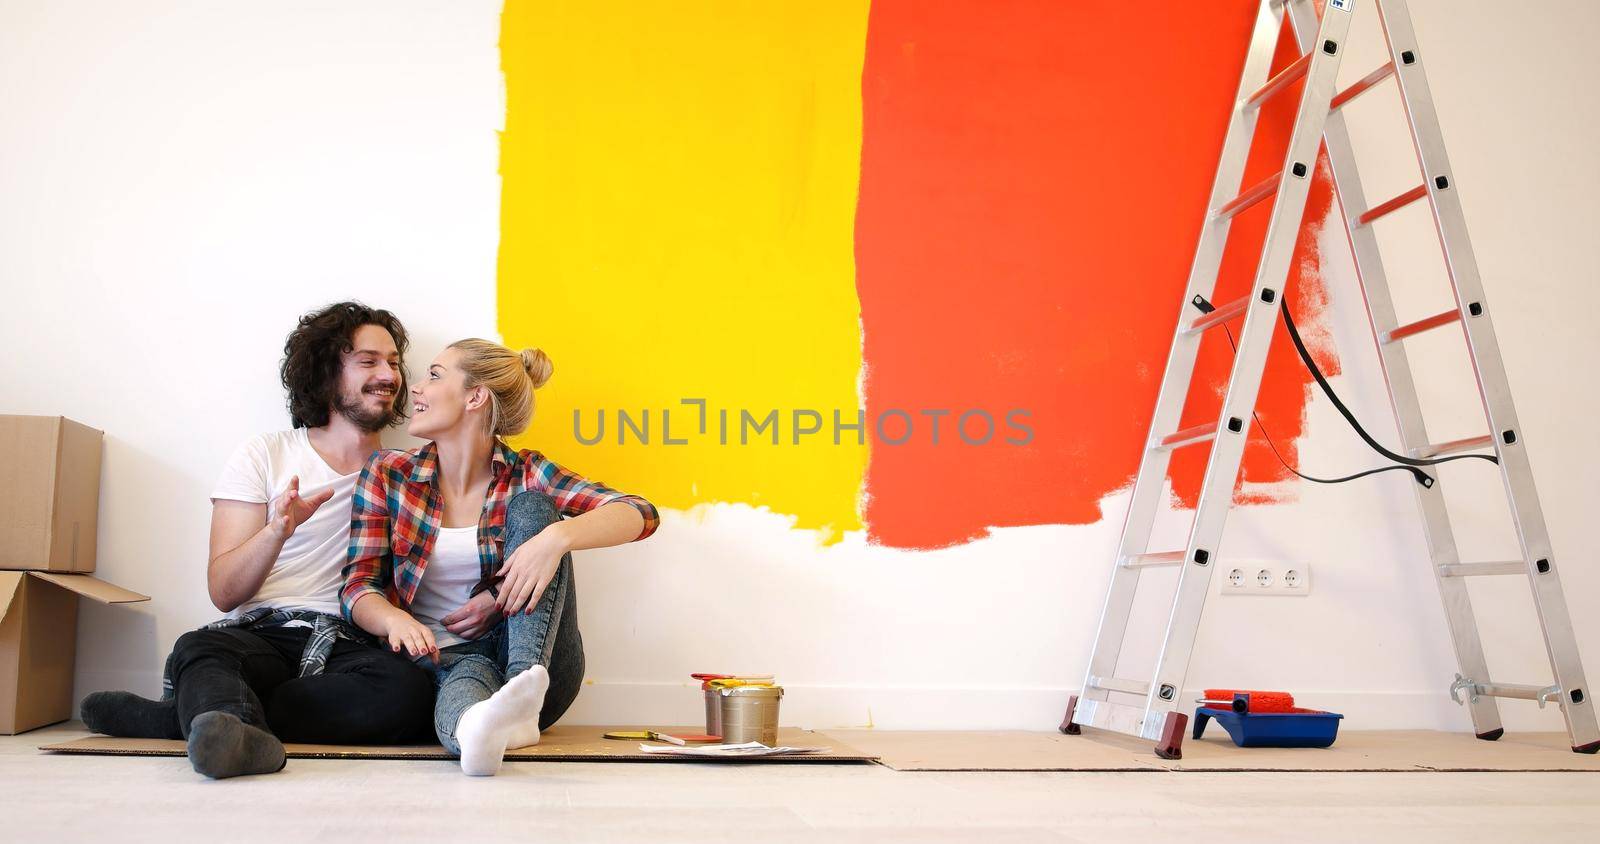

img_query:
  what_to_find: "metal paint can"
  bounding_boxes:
[703,683,722,737]
[719,685,783,745]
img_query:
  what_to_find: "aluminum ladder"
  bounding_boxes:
[1060,0,1598,759]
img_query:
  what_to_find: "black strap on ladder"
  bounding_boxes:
[1192,293,1499,488]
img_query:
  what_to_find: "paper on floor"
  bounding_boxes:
[637,741,829,757]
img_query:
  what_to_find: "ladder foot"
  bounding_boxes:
[1573,740,1600,755]
[1154,711,1188,760]
[1060,695,1081,735]
[1475,728,1504,742]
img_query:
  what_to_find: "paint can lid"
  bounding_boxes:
[720,685,784,698]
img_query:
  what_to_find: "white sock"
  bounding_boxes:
[455,666,550,776]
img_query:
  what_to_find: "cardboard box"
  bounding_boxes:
[0,416,103,573]
[0,571,149,734]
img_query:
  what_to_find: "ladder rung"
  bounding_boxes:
[1156,422,1218,452]
[1067,695,1147,736]
[1088,676,1151,696]
[1380,308,1461,344]
[1081,0,1600,757]
[1185,295,1249,335]
[1330,61,1395,110]
[1245,52,1313,109]
[1412,434,1494,459]
[1440,561,1526,578]
[1214,171,1281,220]
[1471,682,1561,702]
[1123,551,1185,569]
[1357,184,1428,225]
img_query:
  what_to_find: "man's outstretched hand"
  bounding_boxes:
[268,475,333,539]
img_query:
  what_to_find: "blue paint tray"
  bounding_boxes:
[1192,693,1344,749]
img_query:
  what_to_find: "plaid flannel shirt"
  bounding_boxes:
[341,441,659,619]
[161,607,373,699]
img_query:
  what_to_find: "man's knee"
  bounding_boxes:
[351,649,435,707]
[388,658,436,711]
[170,628,240,669]
[270,650,435,743]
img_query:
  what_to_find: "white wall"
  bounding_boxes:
[2,0,1596,734]
[0,0,506,702]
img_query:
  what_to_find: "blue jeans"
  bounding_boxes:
[426,490,586,754]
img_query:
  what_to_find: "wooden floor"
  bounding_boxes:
[6,723,1596,842]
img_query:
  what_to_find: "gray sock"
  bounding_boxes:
[186,711,286,779]
[80,691,183,739]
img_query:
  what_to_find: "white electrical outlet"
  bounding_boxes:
[1219,562,1311,596]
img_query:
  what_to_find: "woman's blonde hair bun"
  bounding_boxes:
[520,348,554,390]
[446,338,555,437]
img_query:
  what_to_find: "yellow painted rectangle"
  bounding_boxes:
[497,1,871,540]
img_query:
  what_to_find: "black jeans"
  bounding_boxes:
[168,624,435,744]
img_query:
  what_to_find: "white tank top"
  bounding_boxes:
[409,525,481,650]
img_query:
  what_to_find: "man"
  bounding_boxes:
[81,302,485,778]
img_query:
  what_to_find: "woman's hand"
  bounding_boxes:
[440,590,502,641]
[496,524,571,616]
[383,612,439,664]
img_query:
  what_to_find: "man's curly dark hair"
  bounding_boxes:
[281,301,410,429]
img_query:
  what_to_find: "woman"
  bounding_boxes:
[341,338,658,776]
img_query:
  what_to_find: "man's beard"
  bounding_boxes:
[336,385,401,433]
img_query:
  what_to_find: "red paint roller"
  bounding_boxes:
[1202,689,1296,713]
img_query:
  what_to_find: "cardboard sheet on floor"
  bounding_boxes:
[1168,730,1600,772]
[817,729,1600,772]
[39,725,876,763]
[816,729,1167,771]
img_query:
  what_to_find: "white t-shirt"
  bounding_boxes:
[408,525,481,650]
[210,428,361,618]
